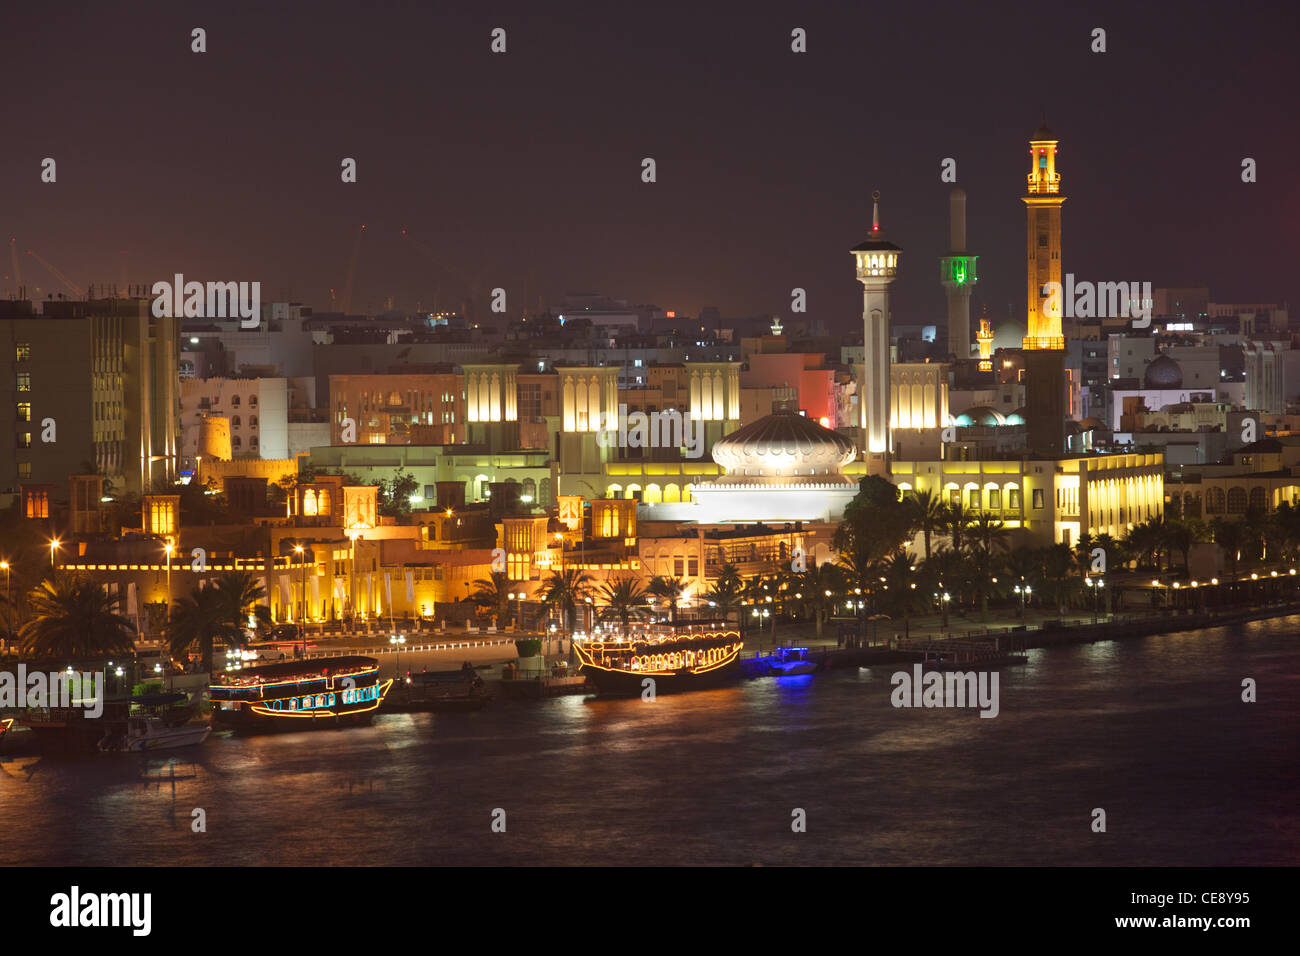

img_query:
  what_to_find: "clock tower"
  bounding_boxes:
[1022,123,1068,456]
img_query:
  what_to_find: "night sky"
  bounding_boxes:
[4,0,1296,335]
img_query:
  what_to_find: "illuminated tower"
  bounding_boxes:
[939,187,977,357]
[976,309,994,372]
[1022,123,1067,456]
[852,191,901,474]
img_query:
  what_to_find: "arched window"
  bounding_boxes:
[230,395,241,407]
[1227,487,1247,514]
[1184,492,1200,518]
[249,395,257,406]
[232,436,242,449]
[1248,487,1266,512]
[1206,488,1225,514]
[250,415,258,428]
[231,415,241,428]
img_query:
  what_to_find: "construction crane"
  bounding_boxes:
[337,224,365,314]
[400,228,487,319]
[8,238,22,297]
[26,248,83,298]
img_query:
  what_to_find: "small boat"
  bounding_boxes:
[766,646,819,676]
[385,666,490,712]
[0,716,13,743]
[98,716,211,753]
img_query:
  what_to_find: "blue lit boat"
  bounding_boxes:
[764,646,819,676]
[208,656,393,731]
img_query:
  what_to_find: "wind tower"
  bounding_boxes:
[1022,123,1068,456]
[939,187,977,357]
[852,191,901,475]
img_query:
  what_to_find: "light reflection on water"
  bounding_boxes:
[1,617,1296,866]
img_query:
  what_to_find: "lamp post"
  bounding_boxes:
[555,532,564,573]
[294,544,307,626]
[49,538,61,571]
[1,560,9,603]
[164,542,174,621]
[390,632,406,676]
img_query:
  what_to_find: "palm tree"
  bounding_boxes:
[965,545,1004,622]
[210,571,271,640]
[166,585,231,674]
[21,575,137,660]
[943,501,973,554]
[905,489,945,561]
[877,549,923,636]
[469,571,512,626]
[1039,543,1076,613]
[792,562,847,637]
[646,574,686,624]
[598,576,650,632]
[968,512,1010,556]
[706,566,744,626]
[923,546,966,630]
[1211,518,1244,592]
[539,568,594,651]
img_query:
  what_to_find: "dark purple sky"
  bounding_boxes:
[4,0,1296,334]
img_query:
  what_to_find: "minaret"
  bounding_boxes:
[939,187,977,358]
[976,307,994,372]
[1022,123,1068,456]
[852,191,901,474]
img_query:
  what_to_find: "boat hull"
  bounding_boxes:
[580,659,741,696]
[102,725,212,752]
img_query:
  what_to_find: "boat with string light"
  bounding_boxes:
[208,655,393,730]
[573,623,744,696]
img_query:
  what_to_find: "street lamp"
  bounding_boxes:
[49,538,61,570]
[390,632,406,674]
[164,542,174,621]
[294,544,307,627]
[0,560,9,603]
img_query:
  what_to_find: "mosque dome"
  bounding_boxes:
[953,406,1005,427]
[1144,353,1183,388]
[712,411,856,480]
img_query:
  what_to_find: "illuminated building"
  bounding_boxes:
[976,312,994,372]
[893,451,1164,547]
[689,407,859,523]
[1022,124,1069,456]
[939,187,978,358]
[853,191,901,473]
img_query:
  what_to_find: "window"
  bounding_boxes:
[16,432,31,448]
[688,557,698,577]
[16,343,31,361]
[249,395,257,406]
[1032,489,1044,509]
[16,372,30,391]
[968,488,981,509]
[232,436,242,449]
[230,395,240,406]
[16,402,31,422]
[989,489,1001,510]
[232,416,241,428]
[674,557,684,577]
[949,489,960,507]
[249,416,258,428]
[17,462,30,479]
[1008,488,1022,509]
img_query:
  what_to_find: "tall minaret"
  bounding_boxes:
[939,187,977,358]
[1022,123,1068,456]
[852,191,901,474]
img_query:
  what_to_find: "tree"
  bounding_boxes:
[598,576,651,631]
[378,468,420,520]
[877,549,924,635]
[905,489,945,561]
[923,546,967,629]
[967,512,1010,556]
[706,571,744,626]
[791,562,847,637]
[943,501,973,554]
[166,585,232,674]
[21,575,137,660]
[1210,518,1244,590]
[834,476,916,571]
[469,571,512,626]
[539,568,594,647]
[647,574,686,624]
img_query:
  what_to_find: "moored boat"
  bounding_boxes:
[763,646,819,676]
[574,624,744,696]
[208,655,393,731]
[98,716,211,752]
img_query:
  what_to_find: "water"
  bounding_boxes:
[2,617,1297,866]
